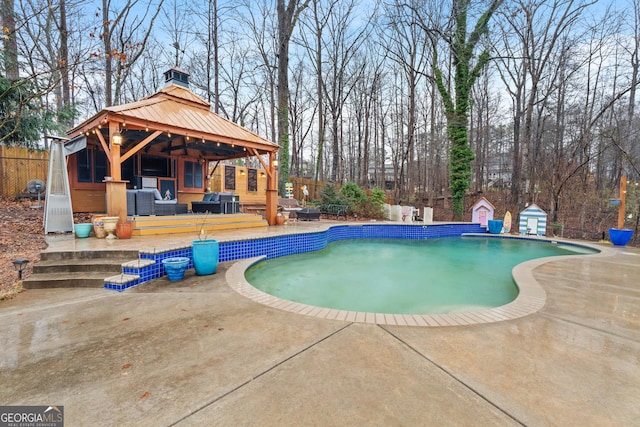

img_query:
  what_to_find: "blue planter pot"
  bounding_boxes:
[162,257,190,281]
[488,220,503,234]
[74,223,93,238]
[608,228,634,246]
[192,239,219,275]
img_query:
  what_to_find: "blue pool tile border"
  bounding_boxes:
[104,223,485,291]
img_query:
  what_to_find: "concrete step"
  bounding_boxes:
[22,272,112,289]
[32,257,134,274]
[26,249,141,288]
[40,250,140,262]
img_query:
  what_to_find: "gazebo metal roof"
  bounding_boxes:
[67,82,278,161]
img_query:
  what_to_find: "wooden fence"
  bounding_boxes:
[0,146,49,198]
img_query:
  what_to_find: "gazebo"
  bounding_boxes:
[65,68,280,225]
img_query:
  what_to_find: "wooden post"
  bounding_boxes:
[106,122,127,222]
[105,180,127,222]
[265,151,278,225]
[618,176,627,229]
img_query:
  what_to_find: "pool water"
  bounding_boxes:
[245,237,596,315]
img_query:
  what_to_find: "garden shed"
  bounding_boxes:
[518,204,547,236]
[470,197,495,227]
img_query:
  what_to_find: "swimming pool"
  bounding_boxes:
[245,237,598,315]
[224,224,603,326]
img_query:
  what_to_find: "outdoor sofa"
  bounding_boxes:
[191,192,240,214]
[127,189,188,216]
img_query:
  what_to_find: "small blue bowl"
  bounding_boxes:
[74,223,93,238]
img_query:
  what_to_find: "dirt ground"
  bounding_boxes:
[0,198,47,298]
[0,198,94,299]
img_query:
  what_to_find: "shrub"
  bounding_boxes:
[357,187,385,219]
[318,184,343,210]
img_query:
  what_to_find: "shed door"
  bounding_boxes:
[478,209,487,226]
[526,217,538,235]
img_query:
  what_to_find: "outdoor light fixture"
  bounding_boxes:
[12,259,29,280]
[111,130,123,146]
[260,172,266,178]
[273,160,279,167]
[240,170,245,176]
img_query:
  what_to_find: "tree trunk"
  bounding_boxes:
[277,0,308,193]
[1,0,19,79]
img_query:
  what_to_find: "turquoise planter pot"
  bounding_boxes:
[192,239,219,275]
[608,228,634,246]
[74,223,92,238]
[487,220,503,234]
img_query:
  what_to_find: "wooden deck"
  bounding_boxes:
[129,213,267,236]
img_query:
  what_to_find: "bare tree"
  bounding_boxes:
[239,0,278,142]
[382,0,434,200]
[98,0,163,107]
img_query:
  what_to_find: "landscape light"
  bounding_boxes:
[12,259,29,280]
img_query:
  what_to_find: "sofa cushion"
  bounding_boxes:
[203,193,220,202]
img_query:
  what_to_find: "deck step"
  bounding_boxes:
[129,213,267,236]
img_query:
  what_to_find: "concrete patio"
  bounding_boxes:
[1,224,638,426]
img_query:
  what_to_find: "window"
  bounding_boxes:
[77,149,92,182]
[183,160,203,188]
[224,165,235,190]
[76,147,109,183]
[247,168,258,192]
[94,150,107,183]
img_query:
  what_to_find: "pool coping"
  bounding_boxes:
[226,234,614,327]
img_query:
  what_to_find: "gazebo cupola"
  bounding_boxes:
[164,67,190,88]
